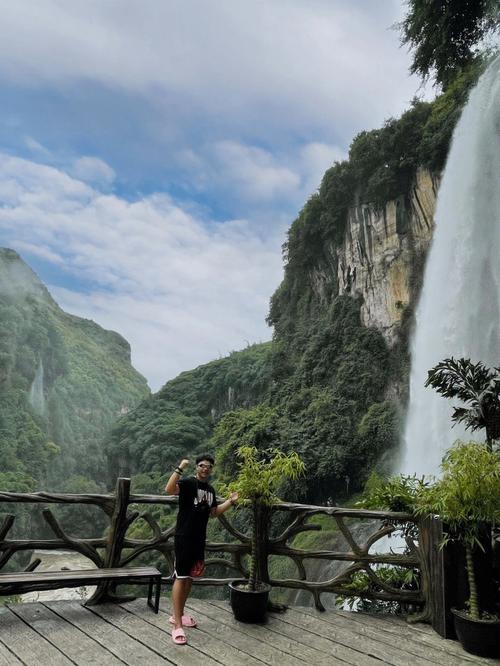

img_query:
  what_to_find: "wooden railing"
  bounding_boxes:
[0,478,439,626]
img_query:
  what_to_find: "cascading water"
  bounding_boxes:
[29,359,46,416]
[399,56,500,477]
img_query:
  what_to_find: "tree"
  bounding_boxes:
[212,405,281,484]
[425,358,500,448]
[356,402,401,475]
[399,0,500,87]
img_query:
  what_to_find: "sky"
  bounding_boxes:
[0,1,432,391]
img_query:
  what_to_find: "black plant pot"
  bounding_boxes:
[229,580,271,623]
[452,608,500,658]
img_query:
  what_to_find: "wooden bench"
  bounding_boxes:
[0,567,162,613]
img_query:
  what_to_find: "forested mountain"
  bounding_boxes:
[104,342,272,482]
[0,248,149,493]
[111,61,484,504]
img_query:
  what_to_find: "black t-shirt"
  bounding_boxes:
[175,476,217,542]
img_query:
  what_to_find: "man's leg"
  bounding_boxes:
[172,577,192,628]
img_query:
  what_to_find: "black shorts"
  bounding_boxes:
[174,535,205,578]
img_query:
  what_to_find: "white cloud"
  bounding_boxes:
[0,153,282,389]
[71,156,115,185]
[211,141,301,201]
[174,140,346,212]
[0,1,431,138]
[24,136,52,158]
[11,241,65,265]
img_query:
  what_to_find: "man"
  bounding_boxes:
[165,453,238,645]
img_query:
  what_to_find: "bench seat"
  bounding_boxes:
[0,566,162,612]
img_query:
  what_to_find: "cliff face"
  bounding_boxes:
[311,169,438,345]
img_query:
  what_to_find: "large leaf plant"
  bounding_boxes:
[426,358,500,448]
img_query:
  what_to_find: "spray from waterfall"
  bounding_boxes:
[399,56,500,477]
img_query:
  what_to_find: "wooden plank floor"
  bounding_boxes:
[0,598,497,665]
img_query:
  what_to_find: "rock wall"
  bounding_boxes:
[336,169,438,344]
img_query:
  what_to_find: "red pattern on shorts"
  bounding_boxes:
[189,560,205,577]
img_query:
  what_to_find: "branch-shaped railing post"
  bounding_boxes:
[105,478,133,568]
[86,477,133,605]
[42,509,104,568]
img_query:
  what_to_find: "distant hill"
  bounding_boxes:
[0,248,150,491]
[105,342,272,479]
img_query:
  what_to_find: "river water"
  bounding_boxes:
[21,550,97,603]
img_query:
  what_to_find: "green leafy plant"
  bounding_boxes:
[357,472,427,513]
[357,472,428,542]
[426,358,500,448]
[398,0,499,87]
[335,566,419,614]
[415,441,500,620]
[221,445,305,591]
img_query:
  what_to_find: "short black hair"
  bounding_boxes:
[196,453,215,465]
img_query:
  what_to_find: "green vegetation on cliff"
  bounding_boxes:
[105,342,273,480]
[214,297,400,503]
[0,248,149,491]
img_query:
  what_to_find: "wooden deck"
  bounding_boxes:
[0,598,497,665]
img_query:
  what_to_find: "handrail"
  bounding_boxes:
[0,478,434,621]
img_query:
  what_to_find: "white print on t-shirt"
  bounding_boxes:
[194,488,214,507]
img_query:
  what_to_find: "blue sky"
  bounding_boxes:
[0,1,432,390]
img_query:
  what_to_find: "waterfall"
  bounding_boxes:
[29,359,46,416]
[399,56,500,477]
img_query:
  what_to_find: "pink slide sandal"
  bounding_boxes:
[169,614,197,627]
[171,627,187,645]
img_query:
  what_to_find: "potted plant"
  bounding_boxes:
[222,445,305,623]
[415,440,500,657]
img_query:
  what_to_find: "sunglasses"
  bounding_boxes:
[197,463,213,469]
